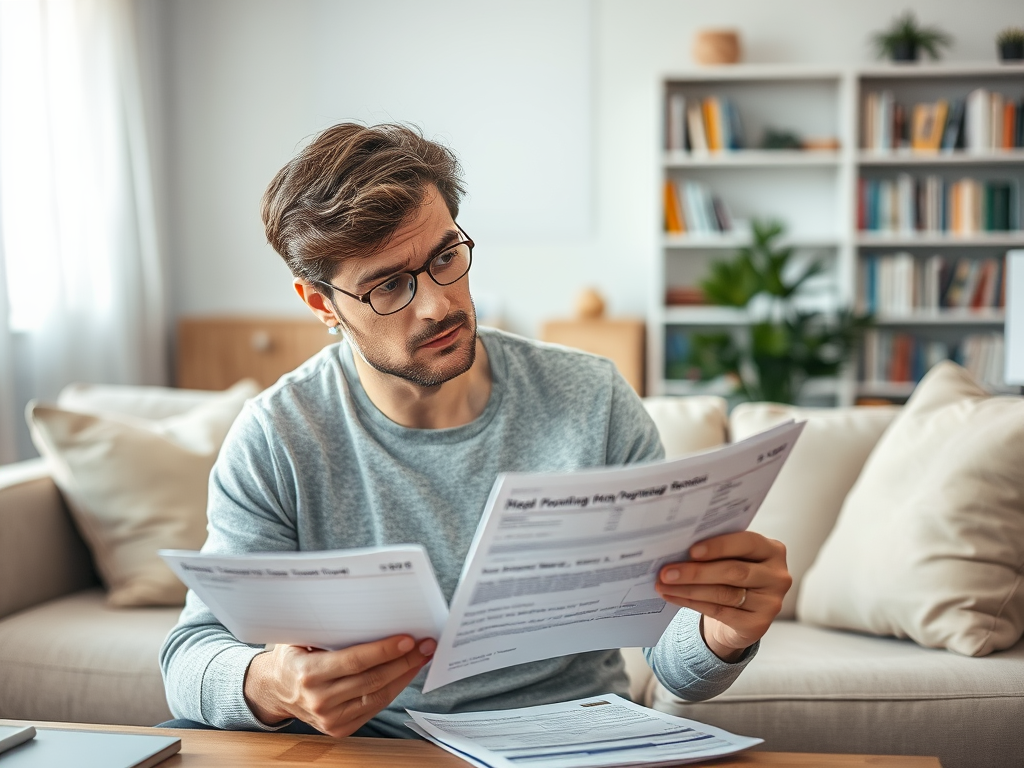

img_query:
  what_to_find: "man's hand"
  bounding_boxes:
[243,635,436,738]
[655,532,791,663]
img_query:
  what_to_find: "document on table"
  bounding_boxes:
[159,545,448,650]
[422,420,803,693]
[405,693,763,768]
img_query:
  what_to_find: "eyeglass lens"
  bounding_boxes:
[369,242,472,315]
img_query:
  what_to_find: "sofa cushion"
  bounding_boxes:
[641,396,728,458]
[648,620,1024,768]
[27,379,259,607]
[0,589,178,726]
[730,403,899,619]
[798,362,1024,656]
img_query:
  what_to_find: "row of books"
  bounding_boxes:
[857,176,1019,233]
[663,180,734,234]
[665,93,744,153]
[862,330,1005,386]
[862,90,1024,152]
[857,253,1006,315]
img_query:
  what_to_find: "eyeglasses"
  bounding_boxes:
[314,228,474,316]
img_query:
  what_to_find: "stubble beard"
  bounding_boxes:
[347,306,478,388]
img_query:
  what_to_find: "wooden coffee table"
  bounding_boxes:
[0,720,942,767]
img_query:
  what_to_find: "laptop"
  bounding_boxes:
[0,726,180,768]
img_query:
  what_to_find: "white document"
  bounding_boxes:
[406,693,763,768]
[160,545,448,650]
[422,421,803,693]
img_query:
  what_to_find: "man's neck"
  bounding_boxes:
[351,338,492,429]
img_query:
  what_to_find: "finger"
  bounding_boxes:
[321,639,435,710]
[661,593,754,624]
[318,663,425,738]
[307,635,420,682]
[657,582,750,609]
[688,531,785,563]
[660,559,770,589]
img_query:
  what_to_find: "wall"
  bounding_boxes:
[153,0,1023,339]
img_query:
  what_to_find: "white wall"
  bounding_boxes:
[153,0,1023,338]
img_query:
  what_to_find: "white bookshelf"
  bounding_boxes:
[653,63,1024,403]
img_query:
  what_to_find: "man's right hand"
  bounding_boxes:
[243,635,436,738]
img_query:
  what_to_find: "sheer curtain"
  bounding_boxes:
[0,0,166,461]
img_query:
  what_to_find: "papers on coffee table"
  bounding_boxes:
[422,420,803,692]
[406,694,762,767]
[160,545,448,650]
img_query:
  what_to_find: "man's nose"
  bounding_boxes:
[412,275,452,322]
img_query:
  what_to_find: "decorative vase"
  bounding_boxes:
[999,41,1024,61]
[891,40,918,61]
[693,30,741,65]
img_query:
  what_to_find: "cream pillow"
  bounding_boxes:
[798,362,1024,656]
[642,396,728,458]
[27,380,259,607]
[731,402,900,619]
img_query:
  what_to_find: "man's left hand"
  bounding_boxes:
[655,531,792,663]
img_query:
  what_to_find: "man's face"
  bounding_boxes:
[329,187,477,388]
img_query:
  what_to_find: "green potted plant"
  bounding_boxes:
[997,27,1024,61]
[683,220,870,405]
[872,11,952,62]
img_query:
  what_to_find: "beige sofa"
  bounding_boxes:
[1,393,1022,768]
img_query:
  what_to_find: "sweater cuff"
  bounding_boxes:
[200,646,295,732]
[644,608,759,703]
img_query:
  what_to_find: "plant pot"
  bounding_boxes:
[999,41,1024,61]
[890,40,918,61]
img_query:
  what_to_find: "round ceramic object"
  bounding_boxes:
[575,288,606,319]
[693,30,741,65]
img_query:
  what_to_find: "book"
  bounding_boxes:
[0,728,179,768]
[663,180,684,233]
[966,89,991,152]
[666,92,686,151]
[685,103,707,153]
[940,99,965,151]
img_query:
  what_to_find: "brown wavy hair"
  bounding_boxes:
[261,123,466,287]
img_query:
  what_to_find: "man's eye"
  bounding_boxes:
[377,277,401,294]
[434,250,456,268]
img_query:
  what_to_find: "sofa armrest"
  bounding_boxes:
[0,459,99,620]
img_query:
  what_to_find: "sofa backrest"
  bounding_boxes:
[0,460,98,620]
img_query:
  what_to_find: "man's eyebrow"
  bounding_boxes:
[355,228,461,288]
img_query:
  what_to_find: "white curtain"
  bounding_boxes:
[0,0,166,461]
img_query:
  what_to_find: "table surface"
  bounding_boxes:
[0,720,942,767]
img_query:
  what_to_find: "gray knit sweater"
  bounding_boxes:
[159,328,755,737]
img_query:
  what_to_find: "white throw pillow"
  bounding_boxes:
[27,380,259,607]
[642,396,728,458]
[798,362,1024,656]
[57,382,224,420]
[731,402,900,620]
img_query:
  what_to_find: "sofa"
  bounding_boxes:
[1,382,1022,768]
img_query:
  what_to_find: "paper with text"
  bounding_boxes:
[422,421,803,693]
[160,545,448,650]
[406,693,762,767]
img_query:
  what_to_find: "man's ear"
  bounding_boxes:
[294,279,339,328]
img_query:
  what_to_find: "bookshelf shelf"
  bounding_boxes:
[855,232,1024,247]
[872,311,1005,326]
[663,306,748,325]
[857,149,1024,165]
[654,64,1022,403]
[664,233,841,249]
[666,150,841,168]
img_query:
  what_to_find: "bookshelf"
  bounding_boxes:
[653,63,1024,404]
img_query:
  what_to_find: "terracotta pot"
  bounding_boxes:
[693,30,741,65]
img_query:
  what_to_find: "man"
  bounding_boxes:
[160,123,791,739]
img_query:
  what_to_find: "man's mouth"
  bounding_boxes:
[419,323,463,349]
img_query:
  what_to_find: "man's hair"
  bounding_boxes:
[261,123,466,288]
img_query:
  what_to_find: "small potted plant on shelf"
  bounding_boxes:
[997,27,1024,61]
[872,11,952,62]
[682,220,870,405]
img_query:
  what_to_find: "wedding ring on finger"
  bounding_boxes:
[736,588,748,608]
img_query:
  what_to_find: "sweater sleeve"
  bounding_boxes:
[645,609,758,701]
[159,403,301,730]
